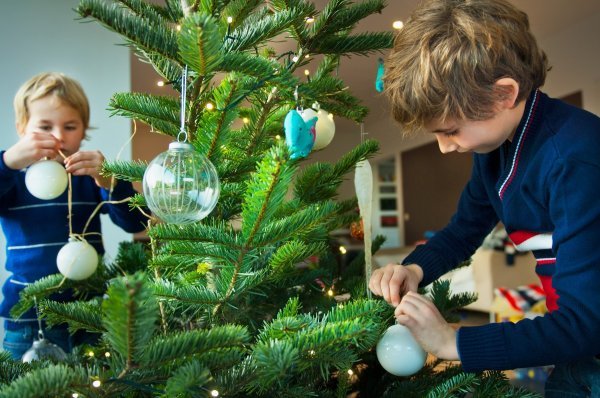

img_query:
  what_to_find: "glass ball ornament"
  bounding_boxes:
[143,142,220,224]
[25,159,68,200]
[56,238,99,280]
[376,324,427,376]
[22,335,68,363]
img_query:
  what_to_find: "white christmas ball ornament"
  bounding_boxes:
[56,239,98,280]
[376,324,427,376]
[143,142,220,224]
[313,109,335,150]
[25,160,68,200]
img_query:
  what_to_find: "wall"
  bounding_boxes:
[0,1,131,337]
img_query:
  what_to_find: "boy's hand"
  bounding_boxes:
[395,292,459,360]
[3,132,60,170]
[369,264,423,307]
[64,150,112,189]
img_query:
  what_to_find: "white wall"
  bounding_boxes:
[0,1,131,335]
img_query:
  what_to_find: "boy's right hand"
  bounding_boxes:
[369,264,424,307]
[3,132,59,170]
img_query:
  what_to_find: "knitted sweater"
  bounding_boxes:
[0,151,146,321]
[403,90,600,371]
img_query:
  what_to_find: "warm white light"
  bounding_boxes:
[275,135,281,140]
[339,246,347,254]
[92,380,101,388]
[226,16,233,24]
[210,390,219,397]
[88,351,94,357]
[292,56,299,63]
[327,289,334,297]
[157,80,165,87]
[72,394,79,398]
[309,349,316,356]
[347,369,354,376]
[105,352,111,358]
[176,24,181,31]
[305,16,315,23]
[206,102,215,110]
[305,54,310,59]
[392,20,404,30]
[304,69,310,76]
[242,117,250,124]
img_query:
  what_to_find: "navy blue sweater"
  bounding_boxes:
[0,151,146,321]
[403,90,600,371]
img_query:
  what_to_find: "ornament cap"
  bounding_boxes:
[169,142,194,151]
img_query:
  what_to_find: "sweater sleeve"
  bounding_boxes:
[402,158,499,286]
[458,158,600,371]
[99,180,147,233]
[0,150,19,201]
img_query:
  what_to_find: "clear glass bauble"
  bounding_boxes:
[143,142,220,224]
[22,337,68,363]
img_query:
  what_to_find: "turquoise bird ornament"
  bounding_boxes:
[284,109,317,159]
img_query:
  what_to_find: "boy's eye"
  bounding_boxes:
[444,130,458,137]
[38,125,52,131]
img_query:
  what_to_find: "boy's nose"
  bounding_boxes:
[435,135,457,154]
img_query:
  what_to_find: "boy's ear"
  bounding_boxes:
[494,77,520,110]
[15,121,25,135]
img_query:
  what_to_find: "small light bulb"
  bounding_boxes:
[305,54,310,59]
[105,352,111,358]
[275,135,281,140]
[226,16,233,24]
[242,117,250,124]
[92,380,101,388]
[392,20,404,30]
[304,69,310,76]
[305,16,315,23]
[88,351,94,357]
[347,369,354,376]
[339,245,347,254]
[210,390,219,397]
[206,102,215,110]
[309,349,316,356]
[157,80,165,87]
[176,24,181,31]
[327,289,334,297]
[292,56,299,63]
[72,394,79,398]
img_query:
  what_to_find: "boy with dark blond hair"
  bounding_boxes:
[1,72,146,359]
[369,0,600,395]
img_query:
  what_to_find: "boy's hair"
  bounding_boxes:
[385,0,548,134]
[14,72,90,134]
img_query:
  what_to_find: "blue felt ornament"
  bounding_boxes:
[284,109,317,159]
[375,58,385,93]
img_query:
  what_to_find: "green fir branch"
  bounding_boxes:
[164,360,212,397]
[269,241,328,278]
[0,364,88,398]
[110,92,180,137]
[312,31,393,56]
[77,0,180,62]
[102,273,158,370]
[153,278,222,306]
[178,13,223,76]
[140,325,250,366]
[39,299,105,333]
[102,159,147,182]
[221,0,262,29]
[118,0,168,25]
[310,0,386,39]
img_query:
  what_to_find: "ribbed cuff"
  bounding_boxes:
[457,323,512,372]
[402,245,452,286]
[0,150,20,176]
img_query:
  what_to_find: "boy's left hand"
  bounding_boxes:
[395,292,459,361]
[64,150,112,189]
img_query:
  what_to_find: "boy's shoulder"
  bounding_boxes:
[541,93,600,161]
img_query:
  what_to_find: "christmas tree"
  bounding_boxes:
[0,1,540,397]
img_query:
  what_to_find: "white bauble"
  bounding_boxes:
[25,160,68,200]
[376,324,427,376]
[56,239,98,280]
[313,110,335,150]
